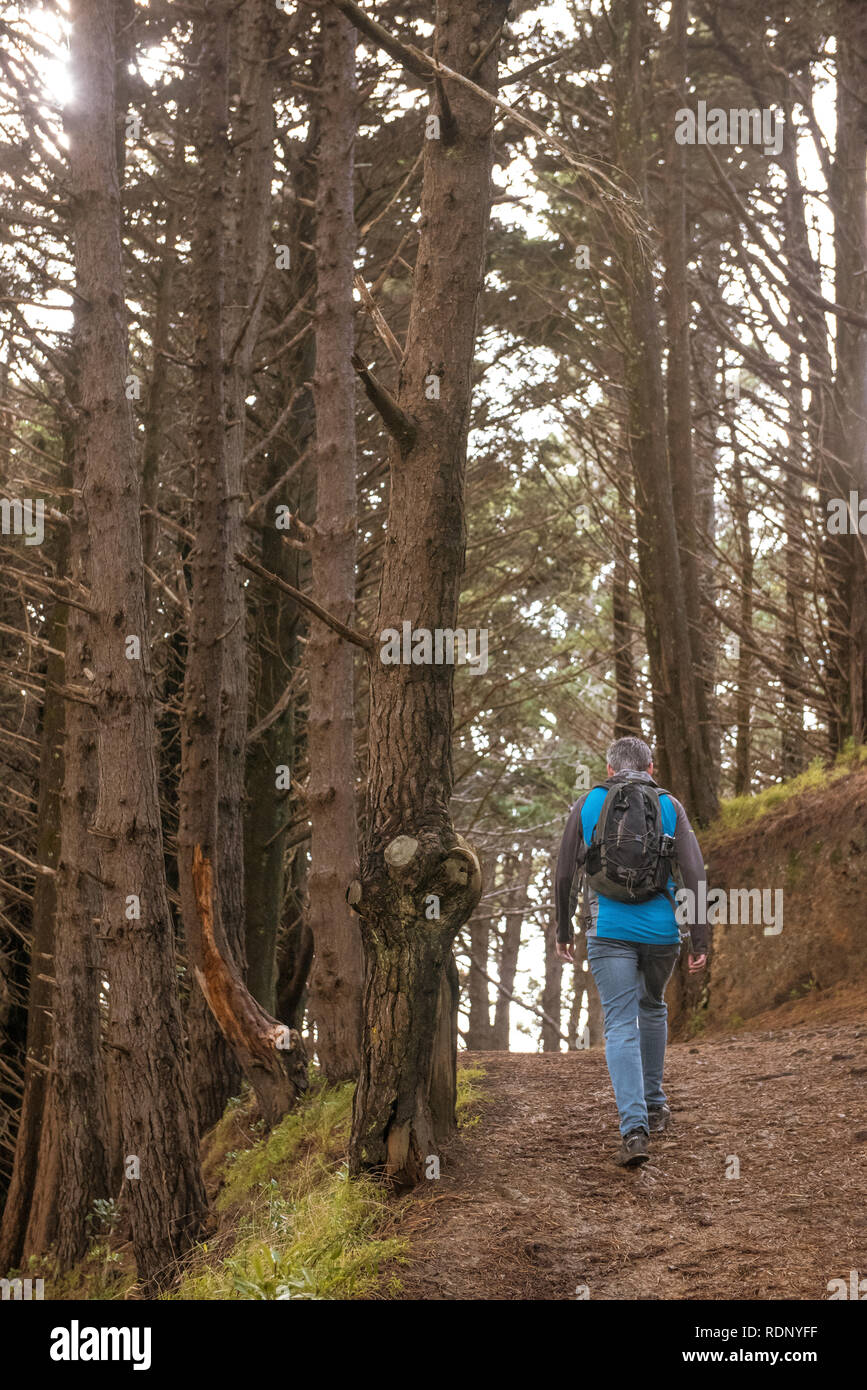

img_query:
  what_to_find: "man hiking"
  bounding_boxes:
[554,736,708,1168]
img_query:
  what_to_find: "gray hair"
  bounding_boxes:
[606,736,653,773]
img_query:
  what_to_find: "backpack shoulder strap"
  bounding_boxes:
[587,783,616,844]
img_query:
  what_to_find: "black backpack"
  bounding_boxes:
[583,777,676,904]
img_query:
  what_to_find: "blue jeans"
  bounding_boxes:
[586,936,680,1136]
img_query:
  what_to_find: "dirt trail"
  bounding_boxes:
[395,1004,867,1300]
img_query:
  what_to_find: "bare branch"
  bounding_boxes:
[236,550,373,652]
[351,351,417,455]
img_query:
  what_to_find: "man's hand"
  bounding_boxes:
[688,952,707,974]
[555,940,574,963]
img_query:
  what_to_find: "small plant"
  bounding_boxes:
[456,1065,487,1129]
[788,973,819,1000]
[85,1197,119,1238]
[173,1078,407,1301]
[687,1008,707,1037]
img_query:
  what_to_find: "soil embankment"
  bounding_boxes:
[669,766,867,1037]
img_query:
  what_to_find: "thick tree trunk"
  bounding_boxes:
[64,0,208,1290]
[661,0,717,800]
[306,7,363,1082]
[178,0,306,1128]
[187,0,282,1132]
[0,543,68,1269]
[19,435,108,1273]
[348,0,508,1186]
[825,3,867,747]
[614,0,717,822]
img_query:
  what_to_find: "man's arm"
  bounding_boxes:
[672,798,709,958]
[554,798,587,944]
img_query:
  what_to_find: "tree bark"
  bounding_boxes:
[491,853,531,1051]
[612,430,641,737]
[613,0,717,823]
[177,0,307,1129]
[64,0,208,1290]
[465,852,494,1050]
[661,0,717,801]
[731,441,753,796]
[348,0,508,1186]
[186,0,283,1133]
[0,513,70,1269]
[540,918,563,1053]
[306,6,363,1082]
[825,2,867,747]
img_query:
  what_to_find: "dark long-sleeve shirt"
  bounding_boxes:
[554,774,710,955]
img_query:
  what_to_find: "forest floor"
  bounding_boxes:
[391,985,867,1300]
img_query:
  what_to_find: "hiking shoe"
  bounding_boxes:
[615,1128,649,1167]
[647,1104,671,1135]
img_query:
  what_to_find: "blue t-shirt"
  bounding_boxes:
[580,785,680,944]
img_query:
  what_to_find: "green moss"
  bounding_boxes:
[711,744,867,835]
[456,1064,487,1130]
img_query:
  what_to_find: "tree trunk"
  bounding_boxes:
[0,530,69,1269]
[21,423,107,1273]
[306,6,363,1082]
[540,918,563,1053]
[177,0,306,1128]
[731,442,753,796]
[614,0,717,822]
[244,380,313,1011]
[612,430,641,737]
[64,0,208,1290]
[491,854,531,1051]
[825,2,867,747]
[187,0,283,1133]
[348,0,508,1186]
[429,950,460,1143]
[464,852,494,1050]
[661,0,717,801]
